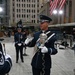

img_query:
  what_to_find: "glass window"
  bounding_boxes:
[22,14,23,18]
[19,9,20,12]
[29,0,30,2]
[13,14,14,17]
[22,4,23,7]
[17,9,18,12]
[17,4,18,7]
[13,3,14,6]
[13,8,15,12]
[19,14,20,17]
[19,4,20,7]
[17,14,18,18]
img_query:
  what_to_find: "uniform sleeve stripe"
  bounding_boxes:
[50,48,52,54]
[36,31,50,43]
[45,33,55,43]
[46,31,50,35]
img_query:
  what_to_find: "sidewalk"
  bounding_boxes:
[0,36,75,75]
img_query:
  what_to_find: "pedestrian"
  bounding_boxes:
[63,31,66,39]
[22,30,28,56]
[8,29,11,37]
[25,15,58,75]
[60,31,69,48]
[14,27,24,63]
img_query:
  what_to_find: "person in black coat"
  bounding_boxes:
[25,15,58,75]
[22,30,28,56]
[14,27,24,63]
[0,43,12,75]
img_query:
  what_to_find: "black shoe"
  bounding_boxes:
[22,60,24,63]
[23,53,28,56]
[71,47,75,50]
[16,61,18,63]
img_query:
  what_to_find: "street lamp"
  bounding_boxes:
[58,10,63,15]
[53,9,63,23]
[53,9,63,36]
[0,7,3,12]
[0,7,3,31]
[53,10,58,15]
[58,10,63,24]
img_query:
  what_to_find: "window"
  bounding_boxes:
[13,3,14,6]
[24,4,25,7]
[24,14,25,17]
[13,14,15,17]
[19,14,20,17]
[29,4,30,7]
[27,15,28,18]
[17,4,18,7]
[22,4,23,7]
[29,0,30,2]
[22,14,23,18]
[19,4,20,7]
[37,0,39,2]
[17,9,18,12]
[19,9,20,12]
[17,14,18,18]
[13,8,15,12]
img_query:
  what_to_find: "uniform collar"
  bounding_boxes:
[41,29,50,33]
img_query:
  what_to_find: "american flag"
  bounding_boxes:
[58,0,66,10]
[50,0,59,15]
[50,0,66,15]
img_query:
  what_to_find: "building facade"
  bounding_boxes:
[0,0,10,26]
[9,0,42,26]
[39,0,75,24]
[1,0,75,27]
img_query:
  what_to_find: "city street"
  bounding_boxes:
[0,36,75,75]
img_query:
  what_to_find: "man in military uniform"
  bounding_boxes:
[17,20,23,29]
[25,15,58,75]
[14,27,24,63]
[0,43,12,75]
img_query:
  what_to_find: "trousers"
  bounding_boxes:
[32,67,51,75]
[15,45,23,62]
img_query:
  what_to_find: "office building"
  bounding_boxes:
[9,0,42,26]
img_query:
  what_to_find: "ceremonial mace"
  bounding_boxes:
[39,31,47,75]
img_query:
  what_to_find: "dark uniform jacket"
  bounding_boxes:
[27,30,58,69]
[14,32,24,46]
[0,43,12,75]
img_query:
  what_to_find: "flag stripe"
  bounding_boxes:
[50,0,59,15]
[58,0,66,10]
[59,0,66,9]
[58,0,63,8]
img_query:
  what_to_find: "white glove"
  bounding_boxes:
[18,43,22,46]
[40,46,48,53]
[25,37,34,45]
